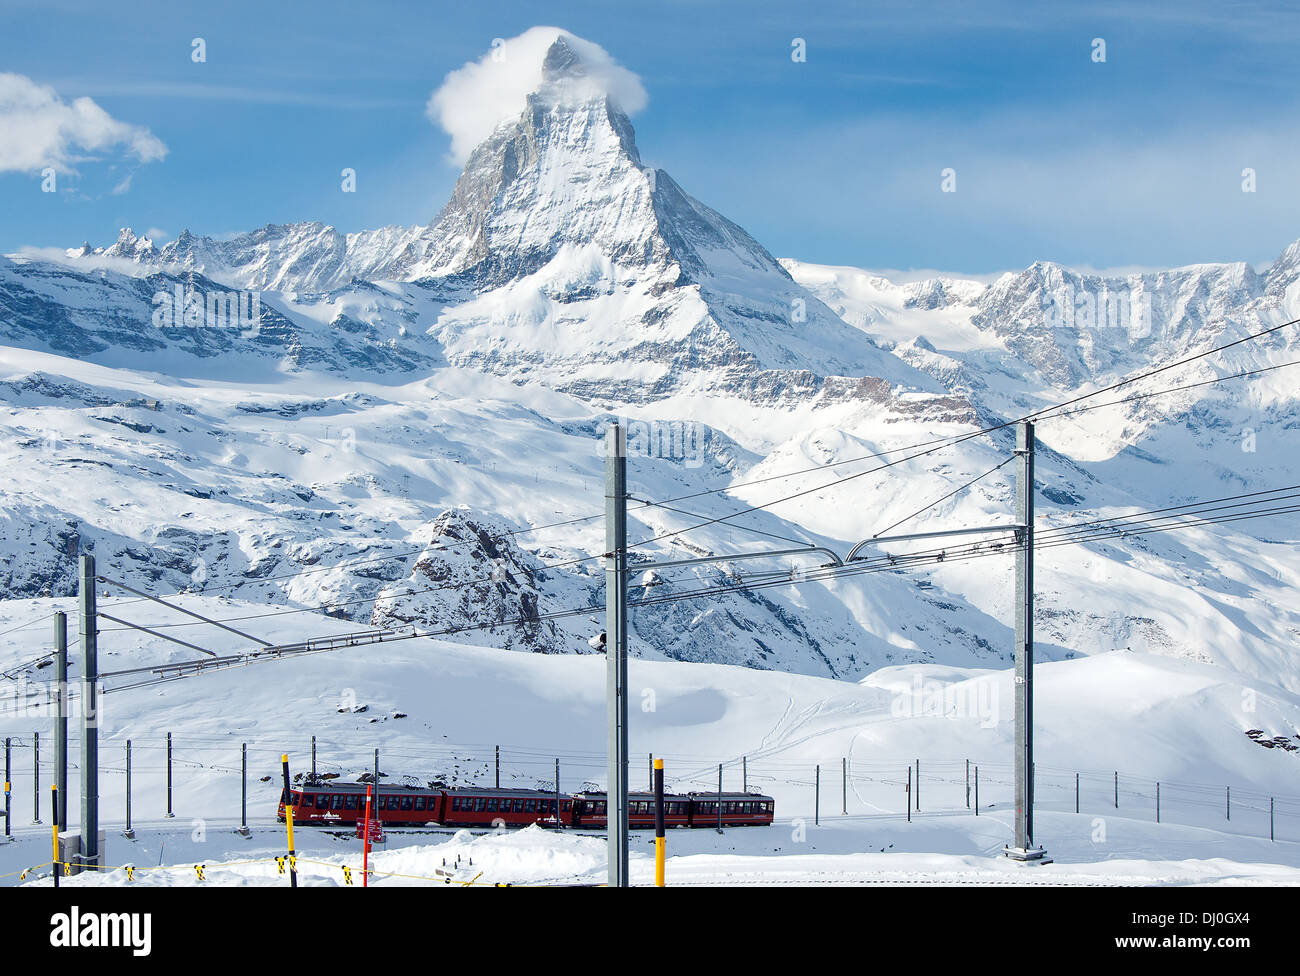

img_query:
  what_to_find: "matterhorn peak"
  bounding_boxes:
[427,27,647,165]
[541,35,584,82]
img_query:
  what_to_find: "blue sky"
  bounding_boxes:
[2,0,1298,274]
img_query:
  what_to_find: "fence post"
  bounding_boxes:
[124,740,134,839]
[166,732,175,817]
[4,737,10,839]
[814,764,820,826]
[32,731,40,823]
[239,743,249,836]
[716,763,723,833]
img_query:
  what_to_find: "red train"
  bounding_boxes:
[277,783,774,829]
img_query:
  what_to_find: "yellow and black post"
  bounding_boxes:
[50,784,59,887]
[653,758,665,887]
[280,754,298,888]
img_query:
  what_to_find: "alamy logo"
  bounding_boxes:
[152,285,261,337]
[50,907,151,956]
[1041,282,1154,339]
[601,418,707,468]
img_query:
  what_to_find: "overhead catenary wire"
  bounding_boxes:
[93,487,1299,695]
[617,316,1300,551]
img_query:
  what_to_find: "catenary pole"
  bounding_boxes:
[79,554,99,870]
[605,423,630,887]
[1009,422,1045,861]
[54,613,67,831]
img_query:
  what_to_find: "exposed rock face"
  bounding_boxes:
[370,509,569,655]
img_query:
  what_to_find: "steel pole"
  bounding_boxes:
[1010,421,1042,860]
[604,423,629,887]
[32,731,39,823]
[79,553,99,870]
[124,740,133,838]
[3,737,10,838]
[54,613,67,831]
[240,742,249,835]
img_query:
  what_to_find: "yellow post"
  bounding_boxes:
[51,784,59,887]
[653,758,666,887]
[281,754,298,888]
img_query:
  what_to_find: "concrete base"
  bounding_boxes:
[1003,845,1052,864]
[58,830,107,874]
[122,828,135,839]
[237,826,250,837]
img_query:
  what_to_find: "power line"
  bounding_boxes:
[870,456,1014,539]
[620,317,1300,551]
[95,484,1299,695]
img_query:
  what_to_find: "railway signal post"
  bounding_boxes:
[605,423,630,887]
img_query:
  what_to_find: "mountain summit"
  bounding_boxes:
[36,34,923,401]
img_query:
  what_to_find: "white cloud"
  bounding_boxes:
[0,72,167,174]
[427,26,647,164]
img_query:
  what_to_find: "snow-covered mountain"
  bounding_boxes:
[3,31,1300,744]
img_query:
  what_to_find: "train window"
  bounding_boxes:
[561,800,571,812]
[413,796,426,811]
[485,799,498,813]
[451,797,461,811]
[301,794,314,807]
[330,794,344,810]
[474,798,486,812]
[315,795,329,809]
[401,796,413,811]
[525,799,536,813]
[344,795,357,810]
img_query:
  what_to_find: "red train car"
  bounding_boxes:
[279,783,775,830]
[439,787,572,828]
[687,792,775,827]
[571,791,693,829]
[279,782,442,826]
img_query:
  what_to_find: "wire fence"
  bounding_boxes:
[2,732,1297,846]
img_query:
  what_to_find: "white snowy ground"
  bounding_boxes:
[1,596,1298,886]
[6,814,1300,887]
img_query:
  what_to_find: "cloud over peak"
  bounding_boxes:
[427,27,647,165]
[0,72,167,174]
